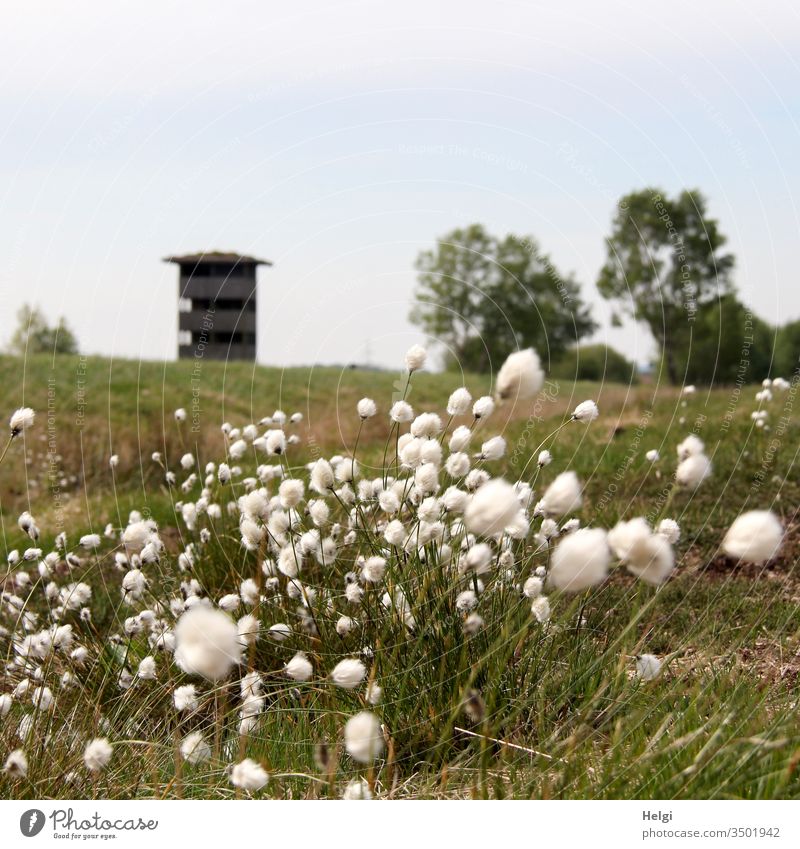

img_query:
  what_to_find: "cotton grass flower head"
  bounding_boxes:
[657,518,680,544]
[310,459,335,494]
[357,398,377,419]
[445,452,470,477]
[344,711,385,763]
[84,737,113,772]
[230,758,269,791]
[608,518,675,585]
[571,400,599,423]
[676,453,712,489]
[472,396,495,420]
[476,435,506,461]
[464,478,524,537]
[404,344,427,372]
[722,510,783,564]
[136,656,156,680]
[285,652,313,682]
[365,681,383,705]
[389,400,414,423]
[174,607,242,681]
[330,657,367,689]
[180,731,211,765]
[549,528,610,592]
[495,349,544,401]
[449,425,472,452]
[170,684,197,713]
[540,471,582,517]
[3,748,28,778]
[10,407,35,437]
[636,654,662,681]
[361,556,386,583]
[677,433,705,461]
[342,778,373,800]
[410,412,442,438]
[530,595,551,623]
[447,387,472,416]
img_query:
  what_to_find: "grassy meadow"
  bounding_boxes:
[1,352,799,799]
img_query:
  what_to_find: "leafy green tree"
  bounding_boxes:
[665,294,774,385]
[597,189,735,384]
[551,343,638,384]
[410,224,596,372]
[8,304,79,356]
[773,320,800,378]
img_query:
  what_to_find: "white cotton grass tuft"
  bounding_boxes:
[342,778,373,800]
[657,518,680,544]
[174,607,242,681]
[330,657,367,689]
[389,400,414,423]
[447,387,472,416]
[464,478,525,538]
[344,711,385,763]
[173,684,198,712]
[310,459,335,494]
[472,396,495,420]
[285,651,313,682]
[180,731,211,765]
[676,452,712,488]
[136,656,156,680]
[608,518,674,586]
[548,528,610,592]
[10,407,35,437]
[449,425,472,452]
[475,435,506,462]
[531,595,551,623]
[229,758,269,791]
[676,433,705,461]
[3,748,28,777]
[571,400,599,423]
[635,654,662,681]
[404,344,427,372]
[84,737,113,772]
[722,510,783,564]
[540,471,582,517]
[495,349,544,402]
[357,398,377,419]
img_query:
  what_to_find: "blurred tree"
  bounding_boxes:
[410,223,596,372]
[774,319,800,378]
[666,294,774,385]
[551,343,638,384]
[597,189,735,384]
[8,304,79,356]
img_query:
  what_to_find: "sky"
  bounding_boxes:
[1,0,799,370]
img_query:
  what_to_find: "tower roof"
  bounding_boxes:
[163,251,272,266]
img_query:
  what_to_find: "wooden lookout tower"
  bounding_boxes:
[165,251,271,361]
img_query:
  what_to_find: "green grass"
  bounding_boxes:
[1,353,799,799]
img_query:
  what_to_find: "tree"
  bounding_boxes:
[666,294,774,385]
[774,319,800,378]
[8,304,79,356]
[551,343,638,384]
[597,189,735,384]
[410,224,596,372]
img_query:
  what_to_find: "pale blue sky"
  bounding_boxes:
[1,0,798,369]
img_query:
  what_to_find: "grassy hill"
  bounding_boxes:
[1,353,800,799]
